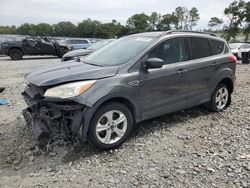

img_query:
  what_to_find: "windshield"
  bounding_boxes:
[229,43,240,49]
[84,36,155,66]
[87,40,114,50]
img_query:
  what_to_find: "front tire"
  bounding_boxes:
[9,49,23,60]
[87,102,133,150]
[206,84,231,112]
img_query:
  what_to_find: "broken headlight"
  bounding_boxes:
[1,43,8,48]
[44,80,96,99]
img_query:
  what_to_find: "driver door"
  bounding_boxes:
[138,37,190,120]
[22,39,37,54]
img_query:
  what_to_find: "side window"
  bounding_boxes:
[72,40,79,44]
[80,40,88,44]
[239,45,245,50]
[241,44,250,49]
[210,39,224,55]
[148,38,187,65]
[190,37,211,60]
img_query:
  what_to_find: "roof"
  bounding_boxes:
[129,30,218,38]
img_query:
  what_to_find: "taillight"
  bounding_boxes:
[229,55,237,64]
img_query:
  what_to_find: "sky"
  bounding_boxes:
[0,0,233,29]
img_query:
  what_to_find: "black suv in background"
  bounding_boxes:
[1,37,70,60]
[22,31,236,150]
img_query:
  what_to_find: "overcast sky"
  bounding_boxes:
[0,0,232,29]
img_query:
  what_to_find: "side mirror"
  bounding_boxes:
[146,58,164,69]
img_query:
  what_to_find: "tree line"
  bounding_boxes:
[207,0,250,41]
[0,0,249,41]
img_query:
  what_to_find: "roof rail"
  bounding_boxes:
[165,30,217,37]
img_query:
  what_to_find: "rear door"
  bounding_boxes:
[185,37,225,106]
[138,37,190,120]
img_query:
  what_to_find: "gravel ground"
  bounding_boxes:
[0,56,249,188]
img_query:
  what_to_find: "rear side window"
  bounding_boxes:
[80,40,89,44]
[210,39,224,55]
[189,37,211,60]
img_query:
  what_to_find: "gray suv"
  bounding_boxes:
[22,31,236,150]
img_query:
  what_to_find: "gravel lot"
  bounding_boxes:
[0,56,249,188]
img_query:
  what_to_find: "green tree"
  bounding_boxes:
[172,7,189,30]
[17,23,36,36]
[189,7,200,30]
[243,1,250,40]
[149,12,162,31]
[53,22,77,37]
[172,7,200,30]
[99,20,125,38]
[157,14,175,31]
[208,17,224,30]
[35,23,53,36]
[0,26,16,34]
[224,0,246,41]
[126,13,150,33]
[77,18,102,37]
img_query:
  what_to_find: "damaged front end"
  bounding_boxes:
[22,84,85,145]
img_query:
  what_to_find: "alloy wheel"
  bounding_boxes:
[215,87,229,110]
[95,110,128,144]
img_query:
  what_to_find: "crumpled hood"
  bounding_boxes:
[63,49,93,58]
[26,62,119,87]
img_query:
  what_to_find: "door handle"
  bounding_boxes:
[211,62,218,67]
[176,69,187,75]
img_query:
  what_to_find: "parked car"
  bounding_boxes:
[22,31,236,150]
[62,39,116,62]
[1,37,70,60]
[229,43,250,59]
[0,45,3,55]
[59,38,91,50]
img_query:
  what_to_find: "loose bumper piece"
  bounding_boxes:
[22,90,85,144]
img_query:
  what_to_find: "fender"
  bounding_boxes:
[80,92,141,140]
[8,47,23,55]
[209,66,235,95]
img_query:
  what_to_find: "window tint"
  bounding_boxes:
[210,39,224,55]
[240,44,250,49]
[69,40,88,44]
[79,40,88,44]
[148,38,187,65]
[190,37,211,59]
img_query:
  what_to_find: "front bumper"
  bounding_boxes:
[22,87,85,143]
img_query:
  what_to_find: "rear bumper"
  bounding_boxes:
[22,92,85,143]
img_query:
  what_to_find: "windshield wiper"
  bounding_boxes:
[83,61,103,67]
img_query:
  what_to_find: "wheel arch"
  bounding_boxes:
[82,94,140,140]
[217,77,234,93]
[8,47,23,55]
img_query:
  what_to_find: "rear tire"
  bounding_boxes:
[205,84,231,112]
[87,102,133,150]
[9,49,23,60]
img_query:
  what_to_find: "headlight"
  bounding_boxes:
[44,80,96,99]
[1,43,8,48]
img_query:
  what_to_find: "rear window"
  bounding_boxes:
[210,39,224,55]
[189,37,211,60]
